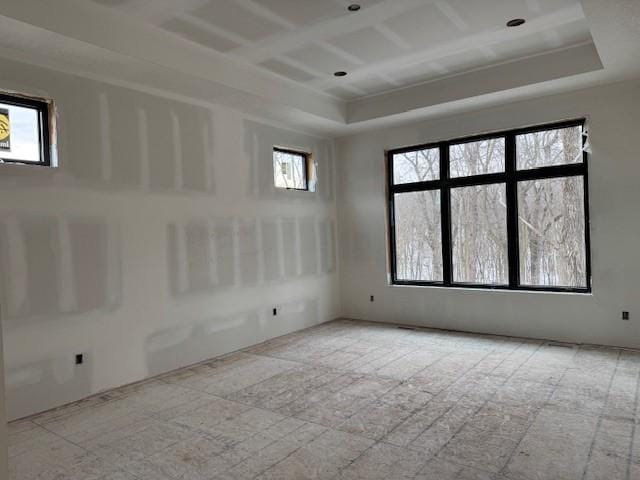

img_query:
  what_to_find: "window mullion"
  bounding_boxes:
[514,163,585,182]
[506,134,520,288]
[582,152,592,291]
[387,152,397,284]
[440,143,452,286]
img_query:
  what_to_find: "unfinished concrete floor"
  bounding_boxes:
[7,319,640,479]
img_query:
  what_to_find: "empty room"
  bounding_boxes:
[1,0,639,479]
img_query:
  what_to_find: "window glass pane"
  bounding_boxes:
[394,190,443,282]
[518,176,586,287]
[0,102,41,163]
[273,150,307,190]
[451,183,508,284]
[517,125,582,170]
[450,137,505,178]
[393,147,439,184]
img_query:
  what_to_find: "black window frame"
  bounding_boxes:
[273,147,310,191]
[0,92,52,167]
[387,118,591,293]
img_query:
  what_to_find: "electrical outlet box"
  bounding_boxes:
[75,354,84,365]
[272,308,277,316]
[370,295,374,302]
[622,311,630,320]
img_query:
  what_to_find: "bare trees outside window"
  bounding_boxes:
[388,120,590,292]
[451,183,508,285]
[450,138,505,177]
[393,147,439,183]
[394,190,443,281]
[392,147,442,281]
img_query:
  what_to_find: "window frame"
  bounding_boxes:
[387,118,591,293]
[273,147,311,192]
[0,92,52,167]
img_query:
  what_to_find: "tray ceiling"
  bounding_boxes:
[91,0,593,100]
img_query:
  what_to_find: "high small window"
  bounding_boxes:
[273,147,310,191]
[388,119,590,293]
[0,93,52,166]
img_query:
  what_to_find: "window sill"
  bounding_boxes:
[388,282,592,295]
[0,161,57,171]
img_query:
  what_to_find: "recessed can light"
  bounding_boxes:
[334,71,348,77]
[506,18,526,27]
[348,4,361,12]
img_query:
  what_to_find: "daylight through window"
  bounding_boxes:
[0,92,51,166]
[273,148,309,191]
[388,120,590,292]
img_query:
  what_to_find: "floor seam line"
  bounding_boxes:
[580,348,621,480]
[497,341,583,476]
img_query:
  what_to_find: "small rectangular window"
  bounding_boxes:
[273,147,309,191]
[0,93,52,166]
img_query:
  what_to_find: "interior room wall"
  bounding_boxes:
[337,79,640,349]
[0,57,339,420]
[0,321,8,478]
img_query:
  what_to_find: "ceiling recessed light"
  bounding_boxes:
[348,4,361,12]
[334,71,348,77]
[506,18,526,27]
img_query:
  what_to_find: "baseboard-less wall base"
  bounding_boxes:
[10,317,339,423]
[339,316,640,353]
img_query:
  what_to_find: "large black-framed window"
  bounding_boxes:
[0,92,52,166]
[388,119,591,293]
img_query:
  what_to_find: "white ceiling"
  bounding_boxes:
[0,0,639,135]
[89,0,593,100]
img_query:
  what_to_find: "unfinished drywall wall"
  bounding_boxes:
[0,57,339,420]
[0,321,7,479]
[337,79,640,349]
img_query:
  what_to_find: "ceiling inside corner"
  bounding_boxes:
[90,0,593,101]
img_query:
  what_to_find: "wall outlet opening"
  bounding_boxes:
[75,354,84,365]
